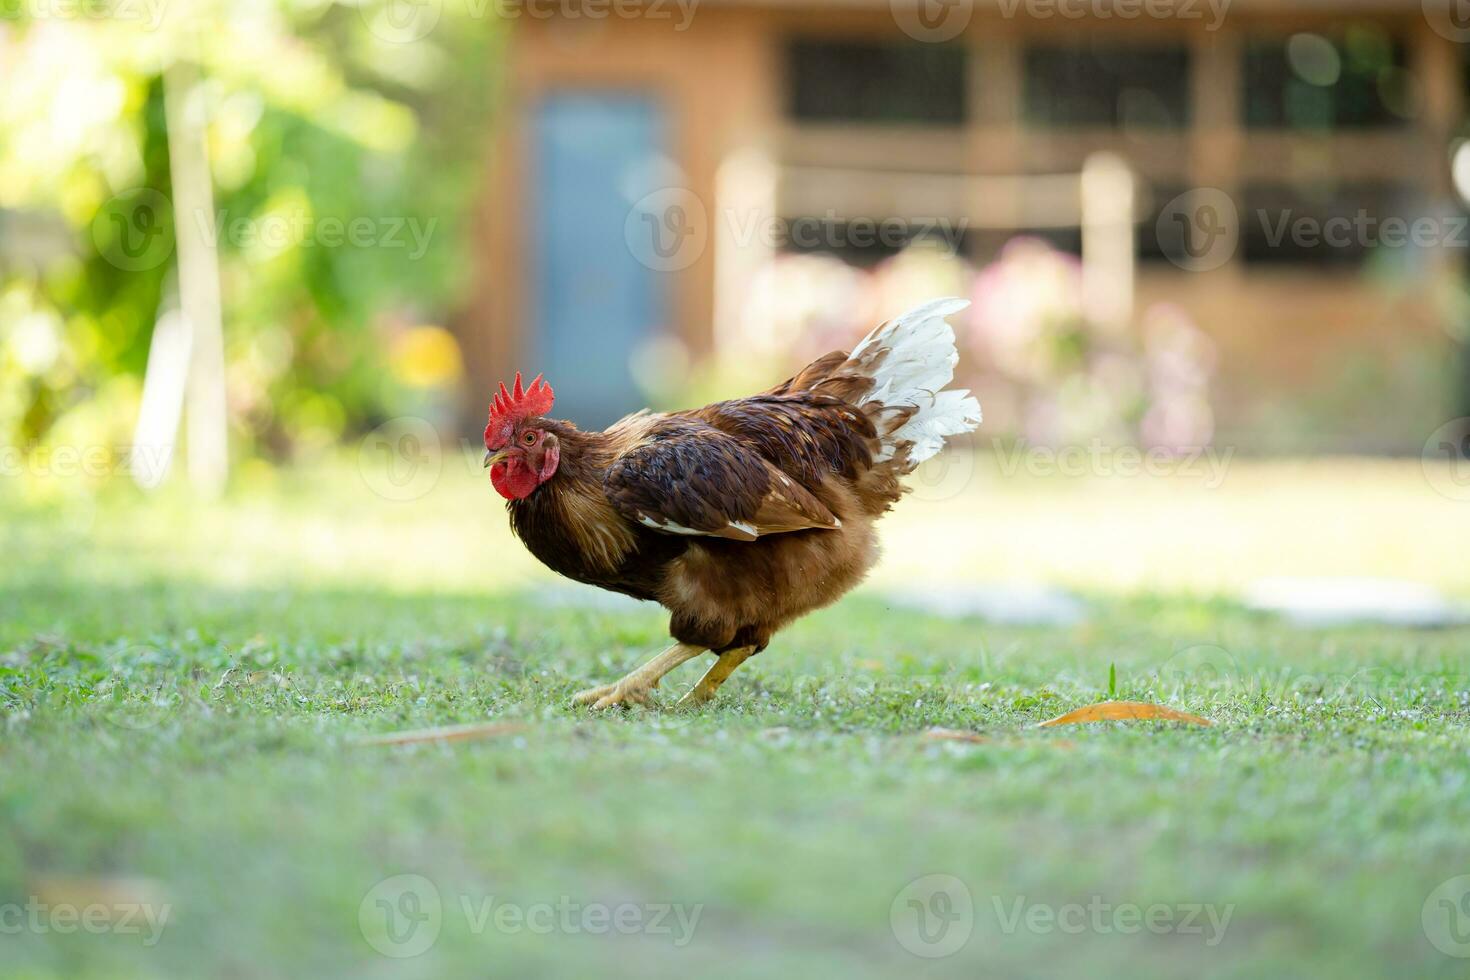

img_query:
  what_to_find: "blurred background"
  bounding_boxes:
[3,0,1470,600]
[8,8,1470,978]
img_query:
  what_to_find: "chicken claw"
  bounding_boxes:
[572,642,705,711]
[573,680,655,710]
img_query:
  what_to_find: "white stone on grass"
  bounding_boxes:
[1243,577,1469,628]
[881,583,1086,626]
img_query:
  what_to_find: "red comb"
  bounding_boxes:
[484,372,555,448]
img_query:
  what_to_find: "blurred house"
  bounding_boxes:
[467,0,1465,448]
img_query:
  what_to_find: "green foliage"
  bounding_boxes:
[0,1,504,460]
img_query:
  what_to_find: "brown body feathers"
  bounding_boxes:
[502,298,981,657]
[507,386,893,653]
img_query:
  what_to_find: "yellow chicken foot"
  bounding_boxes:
[677,646,757,707]
[573,643,705,710]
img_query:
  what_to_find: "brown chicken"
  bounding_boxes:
[483,298,981,708]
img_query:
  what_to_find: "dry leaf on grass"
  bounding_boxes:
[1037,700,1212,728]
[348,721,528,747]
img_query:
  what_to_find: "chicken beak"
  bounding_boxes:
[483,449,510,469]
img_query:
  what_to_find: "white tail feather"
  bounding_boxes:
[847,297,981,469]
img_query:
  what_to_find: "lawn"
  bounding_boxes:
[2,452,1469,978]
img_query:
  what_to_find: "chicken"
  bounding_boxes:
[483,297,982,708]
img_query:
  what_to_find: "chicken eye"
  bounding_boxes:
[522,431,537,446]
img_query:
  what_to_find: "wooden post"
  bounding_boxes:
[1081,152,1135,335]
[165,58,227,495]
[1189,26,1242,280]
[713,148,777,356]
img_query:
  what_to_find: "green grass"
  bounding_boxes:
[2,456,1469,978]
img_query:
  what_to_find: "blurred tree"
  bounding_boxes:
[0,0,503,469]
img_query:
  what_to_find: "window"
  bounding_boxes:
[1240,182,1430,266]
[1243,28,1413,129]
[1137,182,1194,264]
[1023,43,1191,129]
[778,216,967,267]
[785,39,967,125]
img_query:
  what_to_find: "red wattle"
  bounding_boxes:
[490,459,541,500]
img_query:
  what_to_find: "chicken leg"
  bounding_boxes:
[676,646,757,707]
[572,642,705,710]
